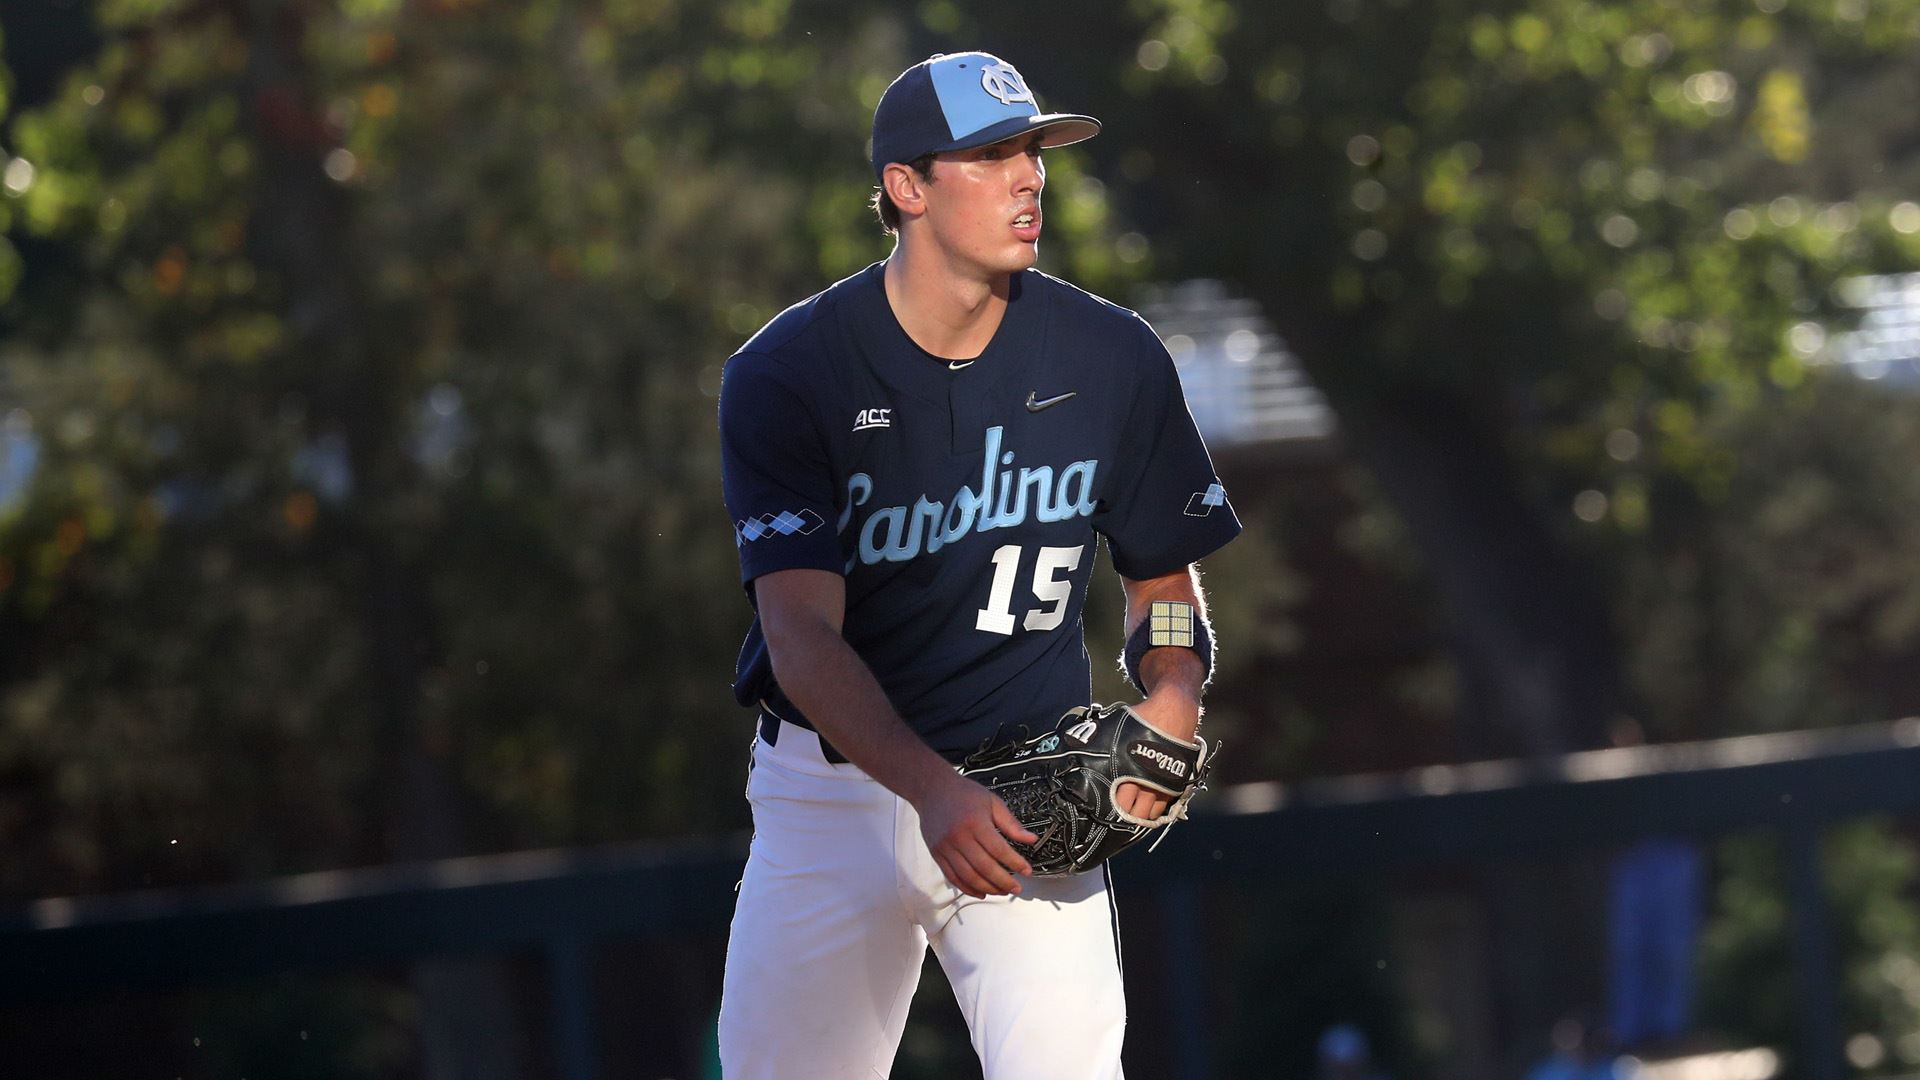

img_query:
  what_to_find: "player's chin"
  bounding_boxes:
[998,242,1040,274]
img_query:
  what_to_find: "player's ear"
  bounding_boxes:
[882,161,930,221]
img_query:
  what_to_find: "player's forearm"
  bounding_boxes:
[1121,565,1212,734]
[1137,646,1206,705]
[764,618,960,804]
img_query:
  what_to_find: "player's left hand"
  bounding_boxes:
[1115,691,1199,822]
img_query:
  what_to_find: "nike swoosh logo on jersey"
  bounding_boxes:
[1026,390,1077,413]
[949,359,976,371]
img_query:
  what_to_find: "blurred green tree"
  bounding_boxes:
[1002,0,1920,756]
[1701,822,1920,1077]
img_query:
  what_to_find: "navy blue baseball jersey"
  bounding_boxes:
[720,262,1240,758]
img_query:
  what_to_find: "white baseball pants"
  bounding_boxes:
[718,718,1127,1080]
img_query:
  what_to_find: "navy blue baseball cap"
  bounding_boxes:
[870,52,1101,179]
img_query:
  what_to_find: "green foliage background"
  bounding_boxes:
[4,0,1920,1075]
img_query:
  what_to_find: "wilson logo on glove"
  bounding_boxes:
[1129,742,1190,780]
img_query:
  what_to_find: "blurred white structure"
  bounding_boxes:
[1831,271,1920,385]
[1136,280,1336,450]
[1623,1048,1780,1080]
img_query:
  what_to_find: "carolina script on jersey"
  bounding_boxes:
[841,426,1099,566]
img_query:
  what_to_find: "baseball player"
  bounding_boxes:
[716,51,1241,1079]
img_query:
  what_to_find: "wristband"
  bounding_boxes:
[1121,600,1214,696]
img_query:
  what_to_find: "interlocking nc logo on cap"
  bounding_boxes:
[870,51,1101,179]
[979,61,1035,107]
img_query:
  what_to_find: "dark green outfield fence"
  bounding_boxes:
[5,720,1919,1080]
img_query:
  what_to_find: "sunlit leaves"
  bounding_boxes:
[1130,0,1236,87]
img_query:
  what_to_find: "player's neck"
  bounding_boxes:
[882,242,1012,362]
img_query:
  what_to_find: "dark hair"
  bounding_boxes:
[871,154,937,235]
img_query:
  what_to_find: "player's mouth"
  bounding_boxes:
[1011,208,1042,243]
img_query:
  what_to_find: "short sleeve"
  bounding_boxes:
[1094,323,1243,580]
[719,354,845,586]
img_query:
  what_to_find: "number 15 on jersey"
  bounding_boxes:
[976,543,1086,635]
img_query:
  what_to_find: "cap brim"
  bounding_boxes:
[931,113,1102,156]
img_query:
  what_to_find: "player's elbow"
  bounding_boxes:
[754,568,848,680]
[760,611,836,680]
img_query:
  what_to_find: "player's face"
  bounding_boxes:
[922,133,1047,279]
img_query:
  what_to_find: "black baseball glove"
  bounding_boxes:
[957,702,1219,877]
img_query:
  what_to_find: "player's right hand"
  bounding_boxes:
[915,774,1039,899]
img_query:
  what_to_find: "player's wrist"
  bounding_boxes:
[1121,599,1214,696]
[895,747,970,808]
[1140,680,1202,710]
[1131,690,1201,743]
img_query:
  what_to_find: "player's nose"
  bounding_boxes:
[1011,149,1044,195]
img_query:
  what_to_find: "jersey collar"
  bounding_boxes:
[857,262,1038,398]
